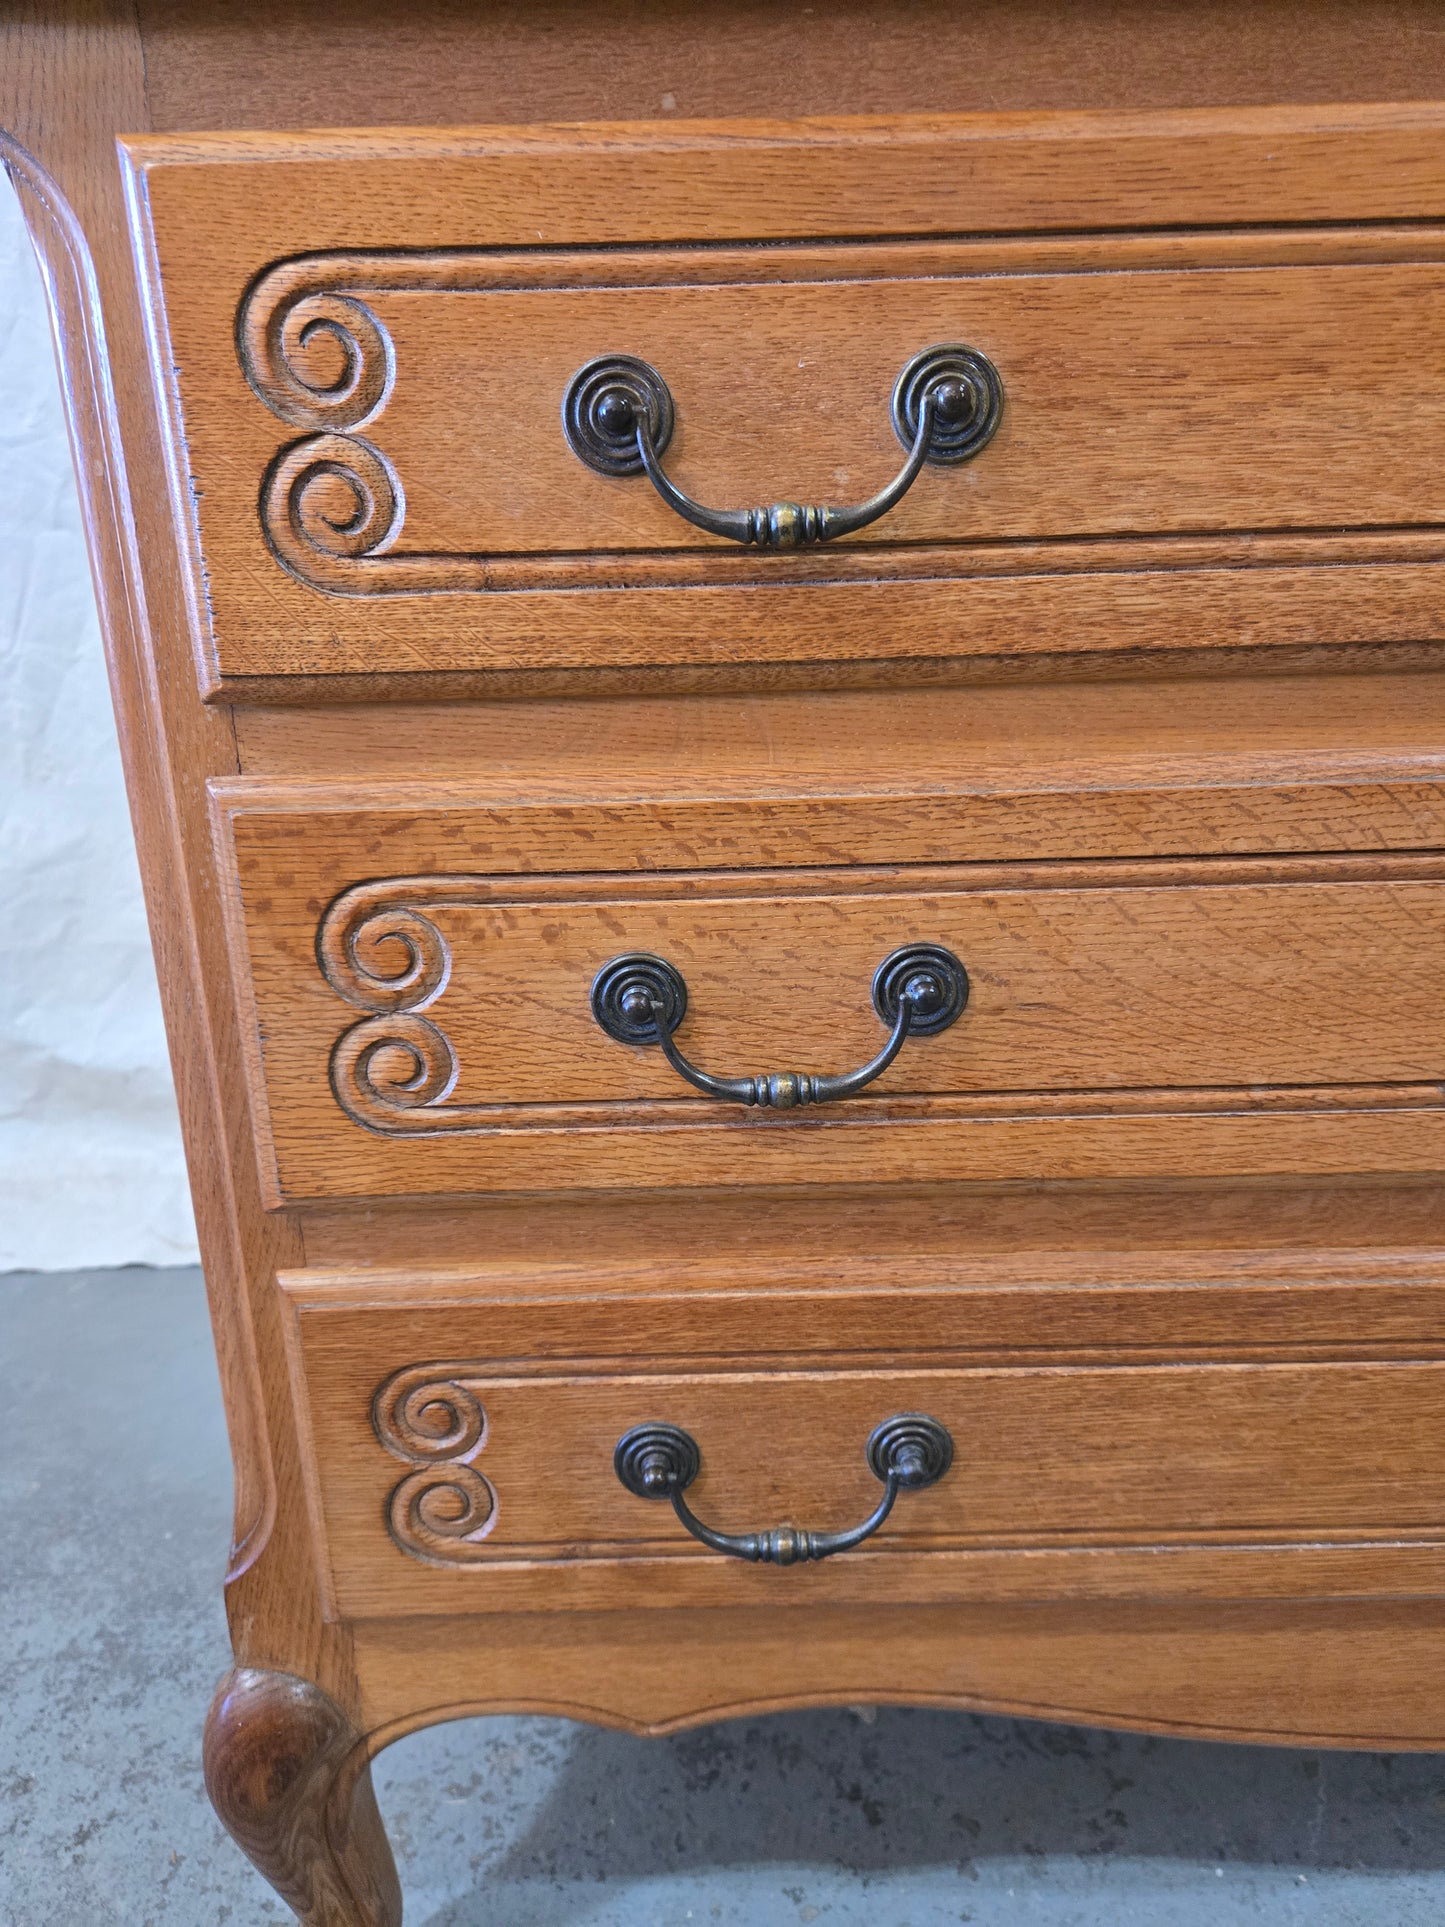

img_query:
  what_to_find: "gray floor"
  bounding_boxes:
[5,1274,1445,1926]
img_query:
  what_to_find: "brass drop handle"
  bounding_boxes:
[562,344,1003,548]
[614,1415,954,1565]
[590,944,969,1109]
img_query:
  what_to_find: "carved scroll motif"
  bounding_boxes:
[240,255,586,597]
[241,264,552,595]
[261,433,406,590]
[372,1363,497,1565]
[320,874,723,1138]
[317,886,461,1132]
[237,265,420,594]
[240,283,396,432]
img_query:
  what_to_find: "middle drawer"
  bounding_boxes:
[214,785,1445,1203]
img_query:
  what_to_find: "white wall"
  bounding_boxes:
[0,180,198,1271]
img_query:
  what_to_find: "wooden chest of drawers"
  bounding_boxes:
[8,5,1445,1919]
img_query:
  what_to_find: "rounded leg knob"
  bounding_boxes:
[203,1668,401,1926]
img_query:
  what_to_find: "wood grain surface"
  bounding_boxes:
[296,1172,1445,1275]
[232,665,1445,780]
[347,1598,1445,1748]
[134,1,1445,135]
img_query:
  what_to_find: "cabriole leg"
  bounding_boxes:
[203,1667,402,1926]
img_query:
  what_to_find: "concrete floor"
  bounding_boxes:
[5,1273,1445,1926]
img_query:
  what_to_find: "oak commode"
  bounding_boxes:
[7,5,1445,1920]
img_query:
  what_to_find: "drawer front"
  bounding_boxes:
[215,784,1445,1200]
[281,1271,1445,1619]
[124,107,1445,692]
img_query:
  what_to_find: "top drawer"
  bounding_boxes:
[124,105,1445,696]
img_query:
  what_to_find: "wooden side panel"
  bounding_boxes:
[281,1269,1445,1618]
[0,3,356,1727]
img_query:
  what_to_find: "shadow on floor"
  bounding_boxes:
[375,1702,1445,1926]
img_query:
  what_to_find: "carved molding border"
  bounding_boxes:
[241,248,962,602]
[239,247,1031,601]
[0,133,286,1582]
[372,1363,498,1565]
[315,872,1445,1142]
[237,246,1445,607]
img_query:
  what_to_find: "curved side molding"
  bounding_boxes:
[2,128,279,1583]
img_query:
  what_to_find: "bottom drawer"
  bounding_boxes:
[281,1268,1445,1620]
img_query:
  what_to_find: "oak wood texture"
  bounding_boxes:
[347,1599,1445,1751]
[280,1260,1445,1619]
[10,10,1445,1918]
[217,639,1445,711]
[203,1668,401,1927]
[135,1,1445,134]
[212,783,1445,1197]
[230,668,1445,786]
[298,1173,1445,1275]
[122,105,1445,692]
